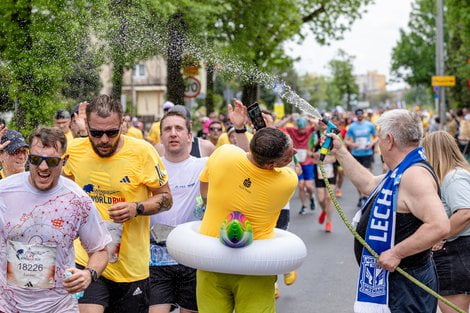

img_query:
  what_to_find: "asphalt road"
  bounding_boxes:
[276,170,362,313]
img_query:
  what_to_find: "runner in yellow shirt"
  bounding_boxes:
[197,120,298,313]
[63,95,173,313]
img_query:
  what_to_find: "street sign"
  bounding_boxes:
[184,77,201,98]
[432,75,456,86]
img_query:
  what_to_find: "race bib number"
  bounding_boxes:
[317,163,334,180]
[296,149,308,163]
[104,221,123,263]
[7,240,57,289]
[150,223,175,244]
[356,137,369,150]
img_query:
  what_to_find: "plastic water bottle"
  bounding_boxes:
[193,195,206,220]
[64,271,84,300]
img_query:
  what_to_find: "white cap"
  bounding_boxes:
[163,101,175,111]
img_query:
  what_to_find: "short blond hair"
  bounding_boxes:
[421,131,470,184]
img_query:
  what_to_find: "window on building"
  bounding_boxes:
[134,63,146,78]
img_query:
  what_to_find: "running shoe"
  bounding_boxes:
[299,206,307,215]
[310,198,315,211]
[283,271,297,285]
[325,222,332,232]
[275,283,280,299]
[318,210,326,224]
[335,188,342,197]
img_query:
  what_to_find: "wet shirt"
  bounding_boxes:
[0,173,111,313]
[63,136,168,283]
[150,156,207,266]
[199,144,298,240]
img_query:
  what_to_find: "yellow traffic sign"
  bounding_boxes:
[432,76,456,87]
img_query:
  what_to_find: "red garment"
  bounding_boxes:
[285,126,315,165]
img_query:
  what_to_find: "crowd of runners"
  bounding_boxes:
[0,96,469,313]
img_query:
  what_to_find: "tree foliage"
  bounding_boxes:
[391,0,470,108]
[0,0,107,133]
[328,49,359,111]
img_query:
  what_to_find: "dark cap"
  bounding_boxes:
[1,130,28,153]
[55,109,71,120]
[169,105,191,119]
[355,108,364,115]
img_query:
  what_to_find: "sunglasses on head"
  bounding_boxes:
[28,154,63,168]
[88,128,120,138]
[209,127,222,131]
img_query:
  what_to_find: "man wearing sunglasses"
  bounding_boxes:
[63,94,172,313]
[0,127,111,313]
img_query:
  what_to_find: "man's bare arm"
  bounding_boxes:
[378,166,450,271]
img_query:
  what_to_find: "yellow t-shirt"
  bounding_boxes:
[199,145,298,240]
[126,126,144,139]
[63,136,168,282]
[64,130,74,143]
[147,122,160,144]
[215,132,254,148]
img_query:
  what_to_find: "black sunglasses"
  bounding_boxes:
[88,128,120,138]
[209,127,222,131]
[28,154,63,168]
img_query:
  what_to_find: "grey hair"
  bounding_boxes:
[375,109,423,148]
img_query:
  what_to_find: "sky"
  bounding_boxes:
[285,0,413,90]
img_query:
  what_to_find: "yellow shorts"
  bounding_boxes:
[196,270,276,313]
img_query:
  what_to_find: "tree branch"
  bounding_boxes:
[302,5,325,24]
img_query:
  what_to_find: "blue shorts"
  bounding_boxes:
[298,164,315,181]
[388,259,438,313]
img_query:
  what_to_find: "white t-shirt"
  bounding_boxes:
[152,156,207,226]
[150,156,207,266]
[0,172,111,313]
[441,168,470,241]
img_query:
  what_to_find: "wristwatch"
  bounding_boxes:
[234,126,247,133]
[85,267,98,282]
[135,202,145,216]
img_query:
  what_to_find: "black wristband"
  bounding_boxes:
[135,202,145,216]
[234,126,247,134]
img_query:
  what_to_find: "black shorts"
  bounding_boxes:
[149,264,198,312]
[77,264,149,313]
[276,209,290,230]
[353,155,374,169]
[314,178,336,188]
[433,236,470,295]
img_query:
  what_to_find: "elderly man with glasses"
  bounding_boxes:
[0,129,29,179]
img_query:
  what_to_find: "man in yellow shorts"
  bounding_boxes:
[197,123,298,313]
[63,95,173,313]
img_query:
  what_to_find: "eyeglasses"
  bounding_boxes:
[28,154,63,168]
[209,127,222,132]
[88,128,120,138]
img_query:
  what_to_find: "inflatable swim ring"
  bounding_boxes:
[166,221,307,275]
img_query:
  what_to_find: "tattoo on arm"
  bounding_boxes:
[155,192,172,212]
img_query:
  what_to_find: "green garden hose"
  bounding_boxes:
[318,161,465,313]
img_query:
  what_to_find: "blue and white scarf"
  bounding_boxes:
[354,147,426,313]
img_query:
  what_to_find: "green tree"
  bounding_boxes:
[328,49,359,111]
[390,0,435,87]
[210,0,373,106]
[0,0,107,133]
[391,0,470,108]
